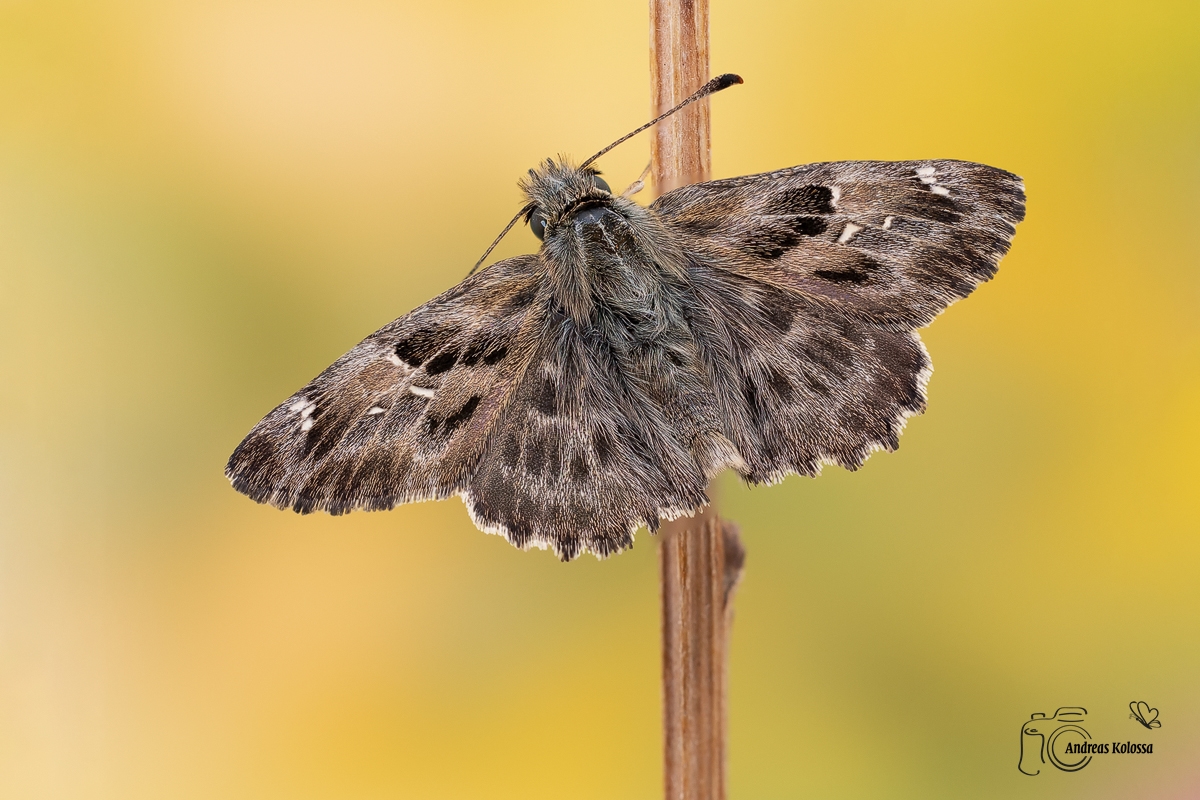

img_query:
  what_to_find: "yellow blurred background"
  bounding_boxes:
[1,1,1197,798]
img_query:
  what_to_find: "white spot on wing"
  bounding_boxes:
[291,399,317,419]
[410,386,435,399]
[837,222,863,244]
[366,406,385,415]
[882,215,894,230]
[830,186,842,207]
[300,418,314,432]
[916,166,949,194]
[387,353,403,366]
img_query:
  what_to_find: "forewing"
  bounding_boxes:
[653,159,1025,481]
[653,159,1025,328]
[226,255,544,515]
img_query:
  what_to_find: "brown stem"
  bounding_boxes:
[650,0,711,195]
[659,511,744,800]
[650,2,745,798]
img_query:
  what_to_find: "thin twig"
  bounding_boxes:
[650,2,745,798]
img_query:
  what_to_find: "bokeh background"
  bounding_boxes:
[1,1,1197,798]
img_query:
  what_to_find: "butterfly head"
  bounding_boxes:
[519,158,614,242]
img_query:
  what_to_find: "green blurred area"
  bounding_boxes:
[1,1,1197,798]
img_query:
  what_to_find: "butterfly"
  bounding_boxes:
[1129,701,1161,729]
[226,74,1026,560]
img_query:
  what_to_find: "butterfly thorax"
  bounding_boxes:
[520,158,687,328]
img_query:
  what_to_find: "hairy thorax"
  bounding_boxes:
[520,159,688,330]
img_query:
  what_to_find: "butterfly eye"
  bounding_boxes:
[530,208,547,240]
[592,175,611,193]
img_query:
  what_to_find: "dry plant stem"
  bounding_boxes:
[660,511,745,800]
[651,2,746,799]
[650,0,711,194]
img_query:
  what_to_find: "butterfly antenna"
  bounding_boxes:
[579,73,743,170]
[469,202,536,277]
[471,74,741,275]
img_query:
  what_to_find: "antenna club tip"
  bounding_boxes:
[711,73,744,91]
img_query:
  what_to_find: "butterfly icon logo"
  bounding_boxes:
[1129,701,1161,729]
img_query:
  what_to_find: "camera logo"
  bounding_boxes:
[1019,707,1093,775]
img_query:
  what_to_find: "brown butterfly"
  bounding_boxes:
[226,74,1026,560]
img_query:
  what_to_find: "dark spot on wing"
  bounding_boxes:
[482,345,508,365]
[352,452,396,510]
[910,248,977,295]
[461,334,510,367]
[394,327,449,367]
[744,226,796,260]
[500,433,520,467]
[744,216,828,260]
[785,216,828,236]
[503,282,538,314]
[227,435,280,496]
[814,267,870,284]
[292,492,318,515]
[526,432,546,477]
[897,192,961,224]
[813,251,883,285]
[800,368,832,397]
[306,456,359,516]
[533,377,557,416]
[766,365,793,401]
[592,428,614,466]
[799,331,852,380]
[939,230,1005,280]
[506,518,532,550]
[426,395,481,440]
[303,409,354,462]
[883,216,927,239]
[443,395,480,433]
[470,489,499,523]
[424,347,459,375]
[764,185,835,215]
[459,345,482,367]
[674,214,726,234]
[742,373,763,417]
[872,330,927,409]
[759,284,796,332]
[569,452,590,480]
